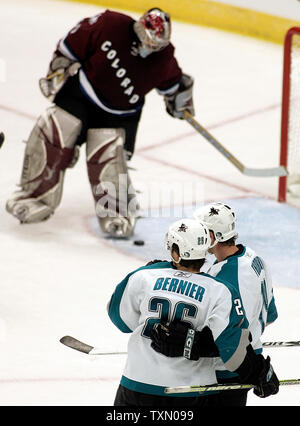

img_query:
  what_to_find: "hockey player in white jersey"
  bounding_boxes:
[150,202,278,406]
[108,217,279,406]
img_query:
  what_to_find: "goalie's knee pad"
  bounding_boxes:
[86,128,139,238]
[6,106,82,223]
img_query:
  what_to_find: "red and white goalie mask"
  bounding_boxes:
[134,8,171,57]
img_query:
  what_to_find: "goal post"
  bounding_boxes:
[279,27,300,202]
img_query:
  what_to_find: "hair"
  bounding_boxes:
[218,236,237,247]
[172,244,205,271]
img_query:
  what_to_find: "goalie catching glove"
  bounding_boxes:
[164,73,195,119]
[150,321,219,359]
[39,54,81,100]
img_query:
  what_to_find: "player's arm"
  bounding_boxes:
[210,290,278,400]
[266,295,278,325]
[157,73,195,119]
[40,13,104,99]
[151,285,279,398]
[107,267,152,333]
[264,264,278,326]
[56,13,104,62]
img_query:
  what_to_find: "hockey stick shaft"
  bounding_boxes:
[263,340,300,347]
[45,69,65,81]
[60,335,300,356]
[183,110,287,177]
[165,379,300,394]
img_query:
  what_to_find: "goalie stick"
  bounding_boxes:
[60,335,300,356]
[164,379,300,394]
[184,110,287,177]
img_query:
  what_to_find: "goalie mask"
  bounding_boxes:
[165,218,211,263]
[134,8,171,58]
[193,203,237,245]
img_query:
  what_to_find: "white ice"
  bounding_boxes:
[0,0,299,406]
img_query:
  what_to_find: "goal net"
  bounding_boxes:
[279,27,300,202]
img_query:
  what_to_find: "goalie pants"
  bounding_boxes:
[54,74,142,157]
[113,384,220,407]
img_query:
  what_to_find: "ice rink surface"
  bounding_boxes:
[0,0,299,406]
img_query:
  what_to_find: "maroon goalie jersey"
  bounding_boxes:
[56,10,183,115]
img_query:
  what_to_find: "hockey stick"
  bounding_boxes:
[263,340,300,347]
[183,110,287,177]
[60,335,300,356]
[59,336,127,355]
[165,379,300,395]
[0,132,4,148]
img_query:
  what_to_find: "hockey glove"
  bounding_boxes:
[39,54,81,100]
[164,74,195,119]
[235,345,279,398]
[150,321,219,359]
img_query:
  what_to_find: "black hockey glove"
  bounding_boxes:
[235,345,279,398]
[150,321,219,359]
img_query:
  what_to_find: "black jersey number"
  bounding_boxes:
[142,297,197,338]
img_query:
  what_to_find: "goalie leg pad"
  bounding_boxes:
[86,128,139,238]
[6,106,82,223]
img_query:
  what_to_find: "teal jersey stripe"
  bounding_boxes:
[108,261,173,332]
[201,271,249,365]
[210,253,250,368]
[267,296,278,324]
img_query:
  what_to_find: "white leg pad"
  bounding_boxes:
[86,128,139,238]
[6,106,81,223]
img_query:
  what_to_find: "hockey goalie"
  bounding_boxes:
[6,8,194,237]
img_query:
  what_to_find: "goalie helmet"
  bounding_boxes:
[165,218,211,262]
[134,8,171,57]
[193,202,237,244]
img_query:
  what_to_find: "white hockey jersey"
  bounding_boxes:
[108,261,250,397]
[203,245,278,378]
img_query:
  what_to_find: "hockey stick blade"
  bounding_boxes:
[184,111,288,177]
[59,336,127,355]
[0,132,5,148]
[165,379,300,394]
[60,336,94,354]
